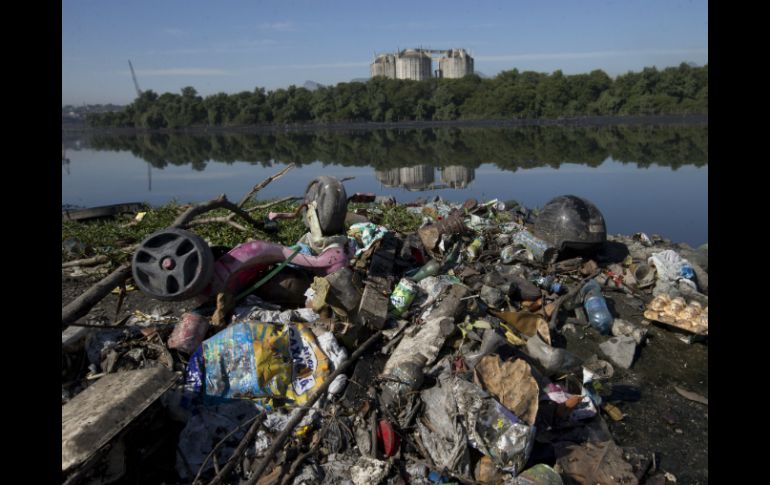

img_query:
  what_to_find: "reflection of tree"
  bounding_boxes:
[87,125,707,172]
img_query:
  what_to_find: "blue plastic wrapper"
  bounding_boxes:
[680,264,695,280]
[183,321,332,409]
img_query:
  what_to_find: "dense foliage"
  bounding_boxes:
[86,124,708,172]
[86,64,707,128]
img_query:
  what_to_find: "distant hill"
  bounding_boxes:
[303,80,324,91]
[350,78,369,83]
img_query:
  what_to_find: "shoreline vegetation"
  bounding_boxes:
[80,64,707,130]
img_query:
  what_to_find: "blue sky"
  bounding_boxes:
[62,0,708,105]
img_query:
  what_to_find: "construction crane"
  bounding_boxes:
[128,60,142,97]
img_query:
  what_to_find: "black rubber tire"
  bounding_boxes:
[131,228,214,301]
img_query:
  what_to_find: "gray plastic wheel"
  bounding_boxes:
[131,228,214,301]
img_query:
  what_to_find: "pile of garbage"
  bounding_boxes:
[61,176,708,484]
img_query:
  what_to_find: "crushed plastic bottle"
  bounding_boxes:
[511,230,553,262]
[580,280,613,334]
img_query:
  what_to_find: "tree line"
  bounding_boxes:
[87,124,707,172]
[85,63,707,129]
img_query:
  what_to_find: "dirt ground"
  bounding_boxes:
[62,266,708,484]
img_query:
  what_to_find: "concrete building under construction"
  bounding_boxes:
[370,48,474,81]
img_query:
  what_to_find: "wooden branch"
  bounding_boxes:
[279,415,334,485]
[62,263,133,327]
[236,164,295,209]
[172,195,262,230]
[187,217,250,232]
[202,412,266,485]
[245,330,383,484]
[62,255,110,268]
[245,196,302,213]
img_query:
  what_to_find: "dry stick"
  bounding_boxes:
[173,195,262,229]
[245,196,302,212]
[188,217,249,232]
[279,416,335,485]
[548,269,601,330]
[206,415,267,485]
[62,263,133,326]
[194,412,266,485]
[246,330,383,485]
[235,164,295,209]
[62,254,110,268]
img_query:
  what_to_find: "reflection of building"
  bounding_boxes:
[375,168,402,187]
[440,165,475,188]
[375,165,435,191]
[371,48,474,80]
[399,165,435,190]
[375,164,475,191]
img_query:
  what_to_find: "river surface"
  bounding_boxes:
[62,124,707,246]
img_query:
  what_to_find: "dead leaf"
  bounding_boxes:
[475,355,539,425]
[555,440,639,485]
[491,310,551,345]
[674,386,708,406]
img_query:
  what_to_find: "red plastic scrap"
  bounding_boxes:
[606,270,623,287]
[377,419,400,457]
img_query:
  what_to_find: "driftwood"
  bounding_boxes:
[62,264,133,326]
[245,196,302,213]
[172,195,262,229]
[61,255,110,268]
[235,164,295,209]
[187,218,249,232]
[62,166,294,327]
[245,330,383,484]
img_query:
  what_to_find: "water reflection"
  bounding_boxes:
[374,165,475,191]
[63,124,708,180]
[61,125,707,245]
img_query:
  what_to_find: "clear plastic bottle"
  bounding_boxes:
[580,279,613,334]
[511,230,552,262]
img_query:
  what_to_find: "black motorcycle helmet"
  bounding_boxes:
[532,195,607,251]
[303,176,348,236]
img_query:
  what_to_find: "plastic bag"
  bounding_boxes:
[186,322,332,408]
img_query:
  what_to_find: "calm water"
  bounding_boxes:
[62,125,708,246]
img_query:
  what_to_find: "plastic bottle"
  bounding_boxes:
[412,259,441,282]
[580,280,613,334]
[531,274,563,294]
[466,236,485,261]
[511,230,551,262]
